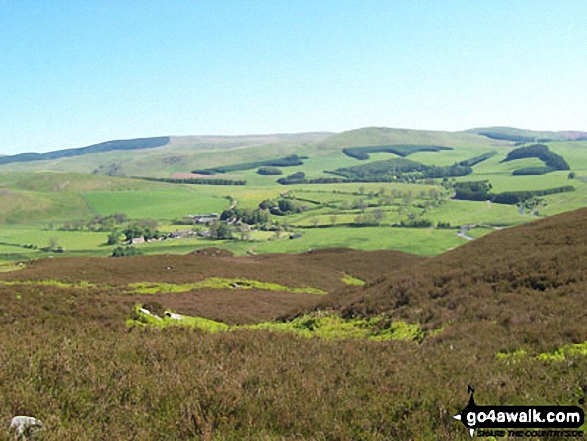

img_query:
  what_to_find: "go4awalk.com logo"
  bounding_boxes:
[454,386,585,438]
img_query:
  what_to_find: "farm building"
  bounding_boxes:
[184,213,220,224]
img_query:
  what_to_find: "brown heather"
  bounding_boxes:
[0,209,586,440]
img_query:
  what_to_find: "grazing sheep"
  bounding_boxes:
[9,416,43,439]
[164,311,183,320]
[139,307,161,319]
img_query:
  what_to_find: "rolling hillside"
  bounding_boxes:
[0,127,510,177]
[0,126,585,265]
[0,209,584,439]
[325,207,587,352]
[0,127,585,181]
[469,126,587,143]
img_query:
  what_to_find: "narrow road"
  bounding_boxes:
[457,231,475,241]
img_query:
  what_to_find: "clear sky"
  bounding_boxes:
[1,0,586,154]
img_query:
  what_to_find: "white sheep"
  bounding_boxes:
[139,308,161,319]
[164,311,183,320]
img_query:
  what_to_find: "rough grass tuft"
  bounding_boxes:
[127,278,328,295]
[341,273,365,286]
[128,307,426,341]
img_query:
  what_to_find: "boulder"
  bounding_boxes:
[9,416,43,439]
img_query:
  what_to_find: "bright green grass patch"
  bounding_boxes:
[0,279,97,289]
[127,278,327,295]
[127,306,230,332]
[244,315,417,341]
[341,274,365,286]
[537,342,587,362]
[128,307,425,341]
[0,226,109,251]
[496,342,587,363]
[495,349,528,364]
[0,262,25,273]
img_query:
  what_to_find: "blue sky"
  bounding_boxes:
[1,1,586,154]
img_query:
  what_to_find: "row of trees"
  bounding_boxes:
[61,213,128,232]
[193,154,307,175]
[453,180,575,205]
[140,177,246,185]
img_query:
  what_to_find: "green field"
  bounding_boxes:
[248,226,466,255]
[83,189,230,220]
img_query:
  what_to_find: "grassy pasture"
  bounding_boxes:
[0,191,91,224]
[123,224,466,257]
[424,199,529,226]
[248,226,467,256]
[0,225,108,250]
[83,189,230,220]
[0,171,165,192]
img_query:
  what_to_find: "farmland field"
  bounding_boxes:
[83,189,230,220]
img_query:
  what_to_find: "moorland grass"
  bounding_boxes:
[0,210,586,439]
[128,306,425,341]
[127,278,328,295]
[341,274,365,286]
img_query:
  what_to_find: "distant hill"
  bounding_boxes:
[0,136,171,166]
[0,133,334,176]
[470,126,587,143]
[0,126,584,178]
[317,126,508,150]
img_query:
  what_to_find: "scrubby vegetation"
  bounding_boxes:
[342,144,452,160]
[111,246,142,257]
